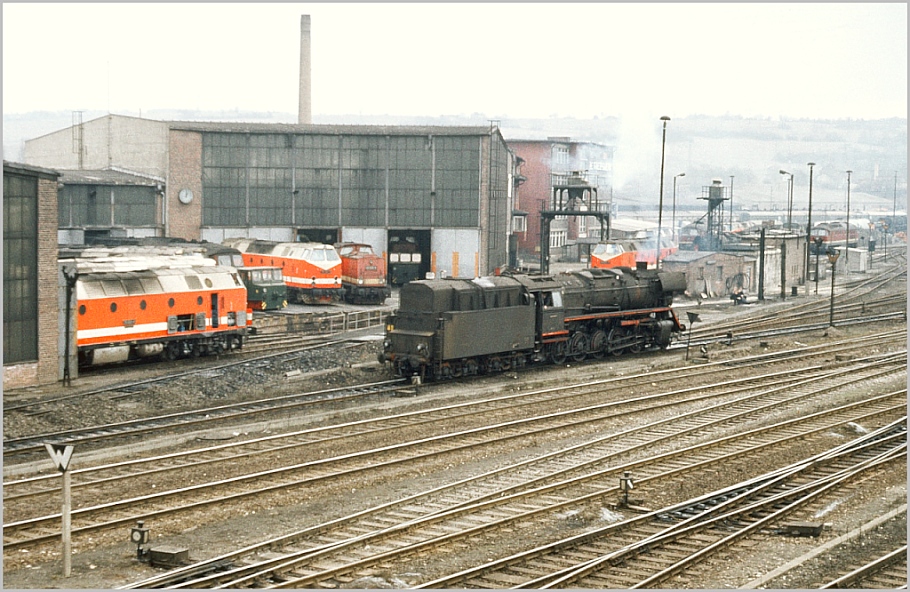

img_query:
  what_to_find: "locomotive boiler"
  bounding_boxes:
[380,266,687,380]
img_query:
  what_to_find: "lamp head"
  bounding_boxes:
[779,170,789,175]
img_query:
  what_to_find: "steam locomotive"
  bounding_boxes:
[379,266,687,381]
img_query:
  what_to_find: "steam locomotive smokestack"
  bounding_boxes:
[298,14,312,124]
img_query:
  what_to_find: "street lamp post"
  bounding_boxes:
[656,116,670,269]
[779,170,794,229]
[845,170,852,267]
[805,162,816,289]
[729,175,734,230]
[672,172,685,243]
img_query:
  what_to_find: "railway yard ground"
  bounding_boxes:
[3,256,907,589]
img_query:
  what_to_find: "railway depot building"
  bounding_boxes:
[25,115,516,281]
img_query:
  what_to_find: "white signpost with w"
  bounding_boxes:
[45,443,75,577]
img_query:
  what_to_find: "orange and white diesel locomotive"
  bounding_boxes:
[223,238,342,305]
[62,254,249,366]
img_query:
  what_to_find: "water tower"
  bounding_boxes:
[699,178,729,251]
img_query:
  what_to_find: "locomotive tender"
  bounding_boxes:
[380,266,687,380]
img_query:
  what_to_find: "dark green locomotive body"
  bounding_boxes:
[380,267,687,380]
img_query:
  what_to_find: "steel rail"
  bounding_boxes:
[7,329,900,485]
[818,544,907,589]
[123,377,905,587]
[416,412,907,589]
[2,378,406,456]
[12,352,896,560]
[253,411,908,589]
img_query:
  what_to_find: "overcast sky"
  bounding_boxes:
[3,2,907,121]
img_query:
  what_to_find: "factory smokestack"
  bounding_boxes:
[298,14,312,124]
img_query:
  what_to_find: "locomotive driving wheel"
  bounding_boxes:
[547,341,567,365]
[163,342,180,361]
[606,328,625,356]
[589,329,607,359]
[628,327,643,353]
[568,333,588,362]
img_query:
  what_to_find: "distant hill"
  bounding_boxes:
[5,110,905,217]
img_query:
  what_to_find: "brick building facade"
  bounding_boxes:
[507,138,613,266]
[3,161,62,388]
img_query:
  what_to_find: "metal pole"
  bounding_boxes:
[758,228,765,301]
[805,162,816,290]
[788,174,793,229]
[829,259,837,325]
[62,469,72,577]
[657,116,670,269]
[845,170,852,266]
[729,175,734,230]
[891,171,897,260]
[779,170,792,230]
[672,173,685,243]
[780,240,786,300]
[815,237,822,296]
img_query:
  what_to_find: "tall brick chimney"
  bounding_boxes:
[298,14,312,124]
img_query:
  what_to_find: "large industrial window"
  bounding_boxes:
[341,136,386,226]
[113,185,157,226]
[249,134,292,225]
[59,185,109,227]
[388,136,432,227]
[203,133,249,226]
[435,136,479,227]
[4,173,39,364]
[296,134,340,227]
[201,131,488,231]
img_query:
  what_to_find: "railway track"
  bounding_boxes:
[4,335,903,548]
[427,419,905,589]
[120,389,906,588]
[2,336,373,415]
[2,377,406,461]
[686,257,906,343]
[88,341,906,588]
[818,544,907,589]
[5,329,902,487]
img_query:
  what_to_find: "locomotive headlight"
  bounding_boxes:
[417,342,428,355]
[383,338,392,350]
[358,279,364,285]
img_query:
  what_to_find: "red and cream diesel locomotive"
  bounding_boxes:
[336,242,392,304]
[62,254,249,367]
[223,238,342,304]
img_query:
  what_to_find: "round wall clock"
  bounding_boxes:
[178,189,194,204]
